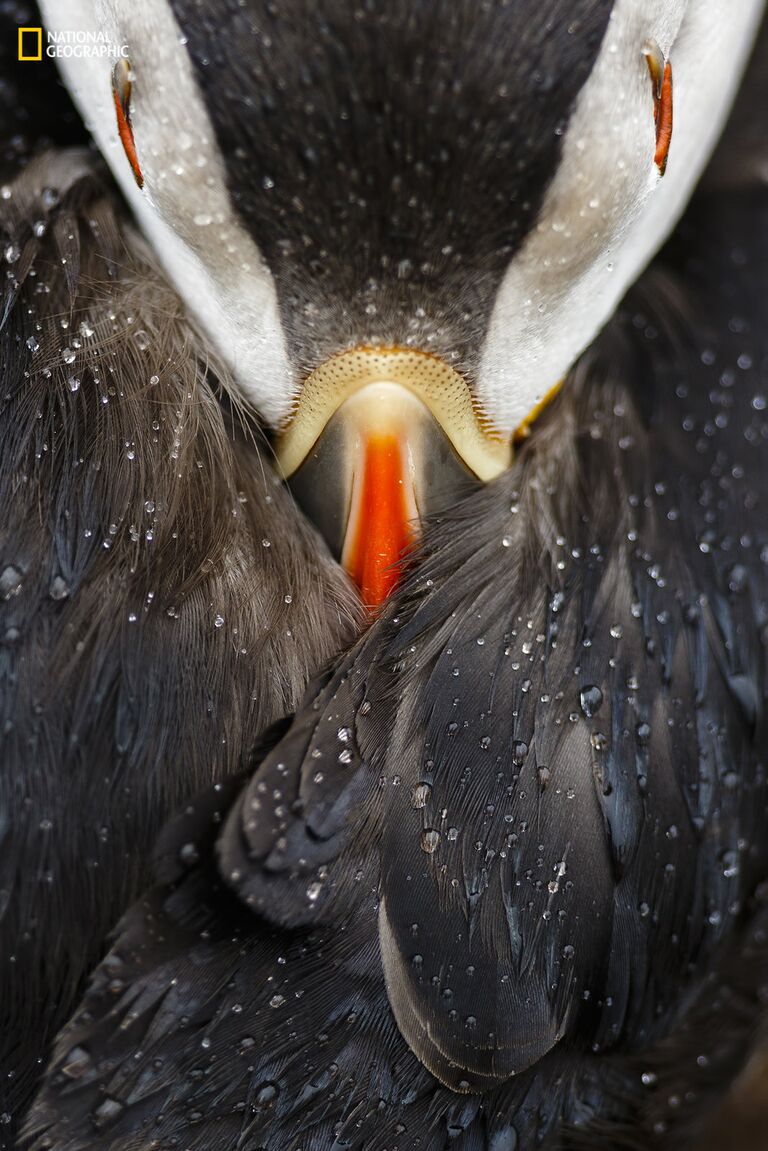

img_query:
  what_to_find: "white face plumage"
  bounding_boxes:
[39,0,764,436]
[39,0,292,425]
[478,0,765,434]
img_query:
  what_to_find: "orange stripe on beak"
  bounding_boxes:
[342,433,413,609]
[654,61,673,176]
[112,62,144,190]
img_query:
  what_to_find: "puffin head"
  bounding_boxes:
[40,0,763,604]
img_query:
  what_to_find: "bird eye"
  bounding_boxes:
[112,59,144,189]
[643,39,673,176]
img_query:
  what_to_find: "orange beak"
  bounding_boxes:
[276,348,512,610]
[342,430,413,608]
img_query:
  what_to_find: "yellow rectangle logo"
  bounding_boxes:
[18,27,43,61]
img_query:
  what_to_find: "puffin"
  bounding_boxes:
[0,0,765,1147]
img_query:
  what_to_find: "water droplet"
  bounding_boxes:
[269,993,286,1008]
[420,828,440,854]
[512,740,528,766]
[0,566,22,599]
[61,1045,91,1079]
[255,1081,279,1106]
[214,614,224,628]
[133,329,150,350]
[179,842,200,867]
[579,684,603,718]
[92,1098,124,1128]
[411,783,431,808]
[61,347,76,364]
[49,576,69,601]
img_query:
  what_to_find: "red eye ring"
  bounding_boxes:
[643,40,673,177]
[112,59,144,189]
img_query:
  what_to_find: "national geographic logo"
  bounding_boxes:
[17,27,129,60]
[17,27,42,61]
